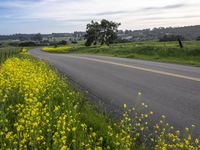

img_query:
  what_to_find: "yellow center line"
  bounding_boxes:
[62,55,200,82]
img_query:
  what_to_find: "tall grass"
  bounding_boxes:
[0,47,22,63]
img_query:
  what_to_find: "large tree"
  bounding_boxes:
[85,19,120,46]
[85,21,100,46]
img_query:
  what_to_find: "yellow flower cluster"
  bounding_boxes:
[0,57,59,149]
[42,46,71,53]
[0,57,101,149]
[111,103,200,150]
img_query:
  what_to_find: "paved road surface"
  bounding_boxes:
[29,48,200,132]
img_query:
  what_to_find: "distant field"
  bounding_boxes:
[69,41,200,66]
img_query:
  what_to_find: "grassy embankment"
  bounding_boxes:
[67,41,200,66]
[0,47,200,149]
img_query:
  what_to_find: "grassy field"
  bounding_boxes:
[69,41,200,66]
[0,47,200,149]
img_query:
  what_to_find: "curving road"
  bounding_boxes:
[29,48,200,132]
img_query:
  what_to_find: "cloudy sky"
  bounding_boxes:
[0,0,200,34]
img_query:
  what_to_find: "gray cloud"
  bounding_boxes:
[143,4,186,11]
[139,15,200,21]
[95,10,128,16]
[65,18,93,22]
[91,3,187,17]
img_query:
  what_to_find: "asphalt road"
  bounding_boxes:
[29,48,200,132]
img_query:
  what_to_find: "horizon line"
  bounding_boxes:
[0,24,200,36]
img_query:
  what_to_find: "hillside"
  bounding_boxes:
[119,25,200,41]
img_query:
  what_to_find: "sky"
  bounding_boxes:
[0,0,200,34]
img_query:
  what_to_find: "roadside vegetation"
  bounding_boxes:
[0,47,200,149]
[42,45,71,53]
[40,38,200,66]
[69,40,200,66]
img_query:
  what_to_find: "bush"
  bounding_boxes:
[8,42,19,47]
[114,38,131,43]
[18,41,36,47]
[57,40,67,45]
[71,40,78,44]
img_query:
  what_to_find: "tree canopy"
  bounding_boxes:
[85,19,121,46]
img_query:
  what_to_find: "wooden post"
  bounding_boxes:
[178,38,183,48]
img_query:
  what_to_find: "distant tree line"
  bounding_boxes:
[14,40,68,47]
[0,33,74,41]
[118,25,200,41]
[159,35,184,42]
[0,33,43,41]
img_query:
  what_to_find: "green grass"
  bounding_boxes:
[42,45,71,53]
[69,41,200,66]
